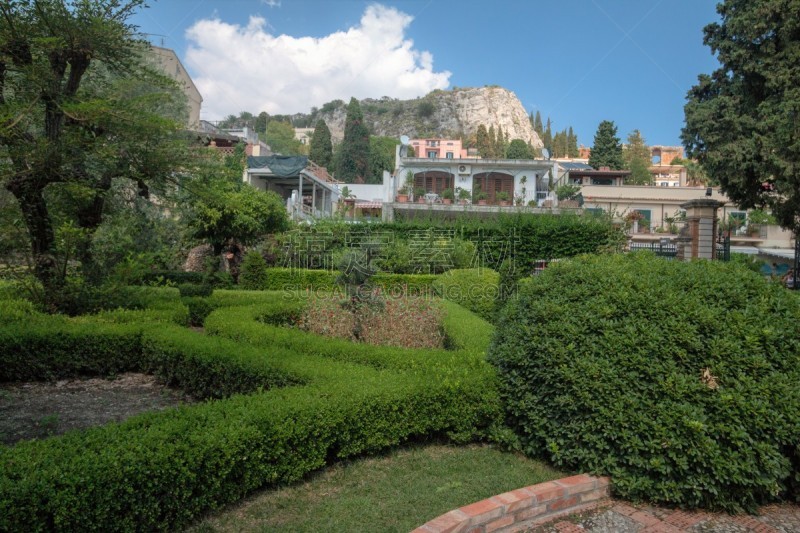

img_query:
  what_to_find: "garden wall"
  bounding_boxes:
[413,474,610,533]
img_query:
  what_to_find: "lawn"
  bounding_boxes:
[191,443,564,533]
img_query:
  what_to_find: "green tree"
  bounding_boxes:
[487,125,497,158]
[624,130,652,184]
[588,120,624,170]
[476,124,492,158]
[682,0,800,230]
[255,111,268,136]
[309,120,333,168]
[265,121,304,155]
[671,157,713,186]
[368,136,400,184]
[534,111,544,136]
[0,0,189,310]
[337,97,370,183]
[543,118,553,155]
[183,150,288,259]
[553,130,568,158]
[506,139,534,159]
[567,127,579,158]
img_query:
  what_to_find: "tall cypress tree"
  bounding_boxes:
[476,124,491,158]
[495,126,507,158]
[337,98,370,183]
[543,118,553,155]
[567,127,579,158]
[487,125,497,158]
[309,119,333,168]
[588,120,624,170]
[534,111,544,136]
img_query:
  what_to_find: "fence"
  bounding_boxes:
[628,241,678,259]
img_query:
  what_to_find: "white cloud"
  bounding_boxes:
[184,4,450,119]
[260,0,280,7]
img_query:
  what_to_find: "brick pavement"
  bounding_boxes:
[538,500,800,533]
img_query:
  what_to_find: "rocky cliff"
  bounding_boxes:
[312,86,542,148]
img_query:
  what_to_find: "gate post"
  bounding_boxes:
[678,199,722,261]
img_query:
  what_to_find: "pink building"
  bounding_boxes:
[409,138,468,159]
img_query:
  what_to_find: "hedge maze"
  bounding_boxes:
[0,288,500,531]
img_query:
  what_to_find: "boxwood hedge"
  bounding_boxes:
[0,289,500,531]
[488,253,800,512]
[432,268,500,321]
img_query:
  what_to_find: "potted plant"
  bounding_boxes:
[475,191,488,205]
[496,191,511,206]
[414,187,427,203]
[457,187,471,205]
[396,184,409,203]
[441,188,454,204]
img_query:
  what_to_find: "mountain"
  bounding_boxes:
[306,86,543,148]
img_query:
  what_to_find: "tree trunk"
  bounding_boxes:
[6,179,61,299]
[75,174,113,283]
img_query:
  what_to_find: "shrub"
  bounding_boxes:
[257,268,337,292]
[372,273,438,296]
[239,251,270,289]
[0,291,502,531]
[140,270,205,286]
[178,283,213,297]
[433,268,499,322]
[488,253,800,512]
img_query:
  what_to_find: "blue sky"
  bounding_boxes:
[131,0,722,148]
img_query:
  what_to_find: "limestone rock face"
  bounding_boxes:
[315,87,542,148]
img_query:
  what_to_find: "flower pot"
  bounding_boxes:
[499,200,511,207]
[442,198,452,205]
[478,199,488,206]
[417,197,426,204]
[396,194,408,203]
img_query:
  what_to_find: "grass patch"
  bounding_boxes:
[191,443,564,533]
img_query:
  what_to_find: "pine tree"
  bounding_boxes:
[534,111,544,136]
[588,120,624,170]
[682,0,800,231]
[309,120,333,168]
[337,98,370,183]
[623,129,652,184]
[488,125,497,158]
[476,124,491,158]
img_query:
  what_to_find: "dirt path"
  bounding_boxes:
[0,373,194,446]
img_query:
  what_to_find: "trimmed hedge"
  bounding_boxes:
[278,215,624,273]
[237,267,439,297]
[0,291,501,531]
[372,273,438,295]
[488,253,800,512]
[432,268,500,322]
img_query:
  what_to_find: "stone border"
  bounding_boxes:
[412,474,610,533]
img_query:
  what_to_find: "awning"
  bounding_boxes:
[354,202,383,209]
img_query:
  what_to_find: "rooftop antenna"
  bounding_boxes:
[141,33,167,47]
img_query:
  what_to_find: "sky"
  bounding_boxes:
[131,0,723,148]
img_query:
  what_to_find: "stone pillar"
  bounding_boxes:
[679,198,721,261]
